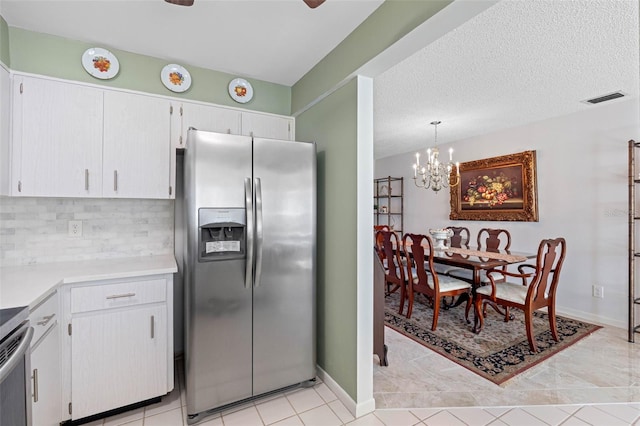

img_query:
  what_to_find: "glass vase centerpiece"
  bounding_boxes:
[429,228,453,250]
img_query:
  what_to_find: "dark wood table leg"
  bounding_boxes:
[472,296,484,333]
[380,344,389,367]
[444,293,468,310]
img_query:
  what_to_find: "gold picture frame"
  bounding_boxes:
[450,150,538,222]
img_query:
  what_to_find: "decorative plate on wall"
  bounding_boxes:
[81,47,120,79]
[161,63,192,93]
[228,78,253,103]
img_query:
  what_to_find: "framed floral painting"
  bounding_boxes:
[449,150,538,221]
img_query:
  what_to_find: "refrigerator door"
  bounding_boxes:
[184,130,254,415]
[252,137,317,395]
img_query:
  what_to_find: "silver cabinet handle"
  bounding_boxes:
[33,368,39,402]
[150,315,155,339]
[36,314,55,327]
[106,292,135,300]
[254,177,263,288]
[244,177,254,289]
[84,169,89,190]
[114,170,118,192]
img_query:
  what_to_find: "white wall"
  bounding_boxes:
[375,98,640,328]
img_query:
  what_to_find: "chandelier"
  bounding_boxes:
[412,120,460,193]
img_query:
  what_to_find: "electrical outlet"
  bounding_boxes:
[592,285,604,298]
[68,220,83,237]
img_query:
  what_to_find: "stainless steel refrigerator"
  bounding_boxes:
[182,129,316,424]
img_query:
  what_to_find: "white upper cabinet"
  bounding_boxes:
[241,111,294,141]
[8,73,295,199]
[103,91,172,199]
[0,66,11,196]
[12,75,103,197]
[171,101,242,149]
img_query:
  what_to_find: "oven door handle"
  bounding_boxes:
[0,325,33,383]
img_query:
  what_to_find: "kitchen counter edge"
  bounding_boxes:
[0,254,178,310]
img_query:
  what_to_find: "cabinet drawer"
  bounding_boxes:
[29,290,58,347]
[71,278,166,314]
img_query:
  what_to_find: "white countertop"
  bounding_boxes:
[0,254,178,309]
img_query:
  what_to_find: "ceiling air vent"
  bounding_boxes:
[582,91,626,105]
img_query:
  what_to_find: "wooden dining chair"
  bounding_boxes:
[473,237,567,352]
[375,230,406,298]
[401,233,471,330]
[477,228,511,251]
[449,226,471,248]
[447,228,512,284]
[374,225,390,266]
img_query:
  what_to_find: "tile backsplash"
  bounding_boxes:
[0,197,175,267]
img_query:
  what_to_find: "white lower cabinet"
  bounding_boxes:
[71,305,167,419]
[29,291,61,426]
[62,274,174,421]
[31,325,61,426]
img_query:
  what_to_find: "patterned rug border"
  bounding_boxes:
[384,306,602,386]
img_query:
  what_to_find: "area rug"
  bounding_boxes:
[383,291,602,385]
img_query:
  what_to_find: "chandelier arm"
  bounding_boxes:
[449,173,460,187]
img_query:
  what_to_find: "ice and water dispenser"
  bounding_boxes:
[198,208,246,262]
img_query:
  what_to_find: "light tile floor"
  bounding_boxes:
[85,324,640,426]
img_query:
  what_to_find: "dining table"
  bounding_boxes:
[398,241,537,331]
[433,246,537,331]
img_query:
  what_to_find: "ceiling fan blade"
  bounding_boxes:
[303,0,326,9]
[165,0,194,6]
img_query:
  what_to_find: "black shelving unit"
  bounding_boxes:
[374,176,403,235]
[628,140,640,342]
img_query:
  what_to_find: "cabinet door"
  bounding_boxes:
[175,101,242,148]
[31,325,61,426]
[71,305,167,419]
[103,91,171,199]
[13,76,103,197]
[241,112,293,140]
[0,66,10,196]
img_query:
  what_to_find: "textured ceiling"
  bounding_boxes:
[374,0,640,159]
[0,0,384,86]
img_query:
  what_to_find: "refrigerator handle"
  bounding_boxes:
[244,177,254,289]
[254,177,264,288]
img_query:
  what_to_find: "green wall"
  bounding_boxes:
[291,0,451,114]
[291,0,453,406]
[296,78,359,399]
[7,28,290,115]
[0,16,9,66]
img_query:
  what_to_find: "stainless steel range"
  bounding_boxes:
[0,306,33,426]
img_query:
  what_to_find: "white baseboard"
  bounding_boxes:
[316,366,375,418]
[555,304,626,330]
